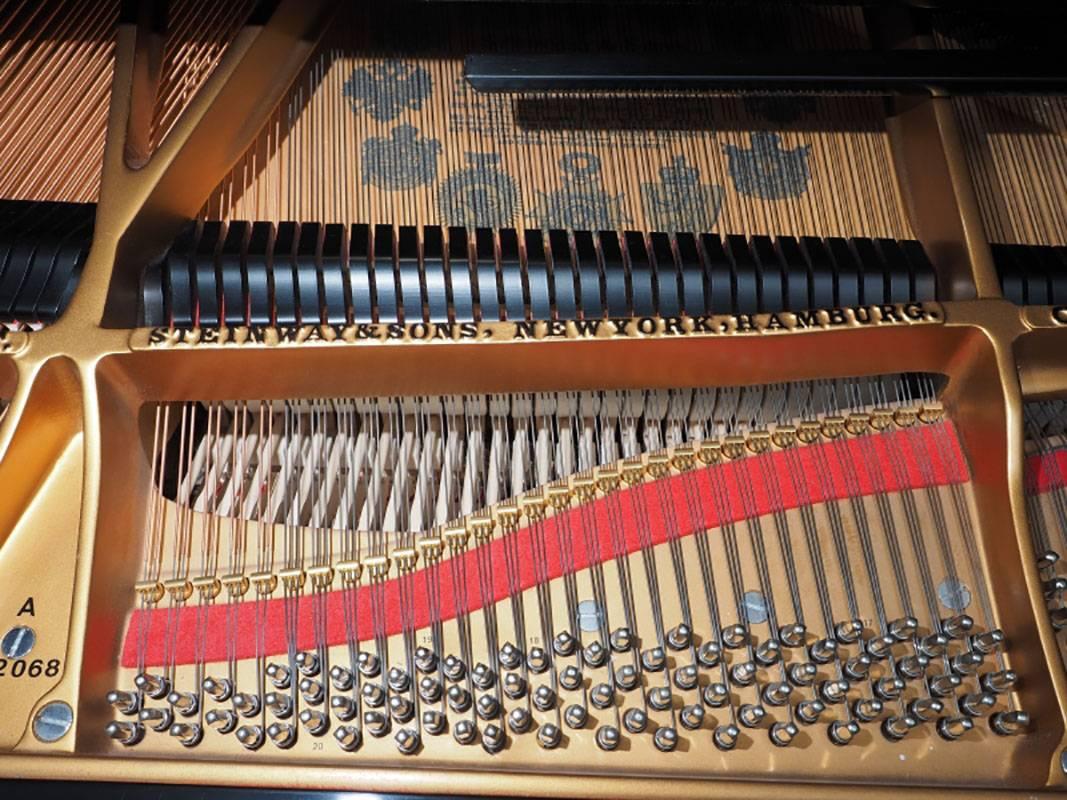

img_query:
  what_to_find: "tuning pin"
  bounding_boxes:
[499,642,523,670]
[330,695,357,722]
[266,721,296,749]
[201,677,232,702]
[482,723,505,753]
[1052,608,1067,630]
[835,619,863,644]
[1044,577,1067,599]
[265,691,294,719]
[844,654,872,681]
[363,710,390,738]
[820,679,850,705]
[453,719,477,745]
[703,682,730,708]
[583,641,607,667]
[533,685,557,712]
[762,681,792,707]
[770,720,799,747]
[442,654,465,682]
[982,669,1018,694]
[106,690,138,715]
[596,725,621,751]
[937,716,973,741]
[942,615,974,640]
[390,695,415,723]
[909,697,943,723]
[300,677,324,705]
[971,629,1005,655]
[779,623,807,648]
[362,683,385,708]
[673,664,698,691]
[730,661,757,687]
[642,647,666,672]
[423,709,446,736]
[414,646,438,674]
[333,724,361,751]
[865,634,895,661]
[874,676,904,701]
[961,691,997,718]
[205,708,238,734]
[1038,550,1061,571]
[476,694,499,720]
[610,627,634,653]
[395,727,420,755]
[697,641,721,668]
[235,724,264,750]
[788,661,817,687]
[882,714,917,741]
[990,710,1030,736]
[591,682,615,709]
[134,673,170,700]
[138,706,173,732]
[951,652,984,676]
[357,652,381,678]
[648,686,672,711]
[560,665,583,691]
[497,673,524,701]
[266,663,291,689]
[232,692,260,717]
[623,707,648,734]
[853,698,883,723]
[755,639,782,666]
[419,675,443,703]
[554,631,577,657]
[738,703,765,728]
[105,721,144,746]
[299,709,329,736]
[615,664,640,691]
[167,691,198,717]
[564,703,588,729]
[796,699,825,725]
[388,667,411,693]
[918,632,949,658]
[508,706,532,734]
[667,624,692,651]
[929,673,962,697]
[447,685,472,713]
[538,722,562,749]
[809,637,838,664]
[714,723,740,751]
[295,652,320,677]
[527,648,549,674]
[888,617,918,641]
[828,719,860,746]
[680,704,705,730]
[328,665,353,692]
[722,624,748,649]
[897,654,929,681]
[653,726,678,752]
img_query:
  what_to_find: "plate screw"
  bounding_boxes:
[0,626,35,659]
[33,701,73,743]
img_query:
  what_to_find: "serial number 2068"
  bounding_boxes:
[0,658,60,678]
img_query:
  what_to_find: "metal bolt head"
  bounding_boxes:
[1,626,35,659]
[33,701,72,743]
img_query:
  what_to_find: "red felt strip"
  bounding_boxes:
[122,421,969,668]
[1026,448,1067,495]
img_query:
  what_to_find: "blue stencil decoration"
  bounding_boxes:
[361,124,441,191]
[724,133,811,200]
[528,152,628,230]
[641,156,725,233]
[437,152,519,228]
[343,60,432,122]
